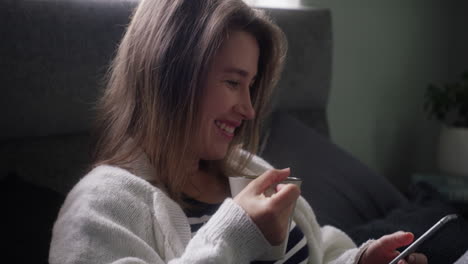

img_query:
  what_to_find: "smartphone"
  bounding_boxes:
[388,214,458,264]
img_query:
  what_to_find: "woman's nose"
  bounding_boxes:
[235,92,255,120]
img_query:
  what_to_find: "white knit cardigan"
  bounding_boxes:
[49,153,371,264]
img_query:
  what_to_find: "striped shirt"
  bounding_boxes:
[184,198,309,264]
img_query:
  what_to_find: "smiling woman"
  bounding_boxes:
[197,31,258,161]
[48,0,428,263]
[90,0,287,206]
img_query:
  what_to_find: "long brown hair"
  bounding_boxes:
[93,0,287,205]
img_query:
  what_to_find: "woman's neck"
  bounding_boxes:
[183,166,230,204]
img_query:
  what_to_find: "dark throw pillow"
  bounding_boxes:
[1,173,64,264]
[260,111,408,230]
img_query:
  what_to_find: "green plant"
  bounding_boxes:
[424,71,468,127]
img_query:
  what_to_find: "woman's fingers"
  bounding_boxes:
[377,231,414,252]
[248,168,290,195]
[359,231,427,264]
[407,253,428,264]
[270,183,301,211]
[250,169,300,213]
[233,168,300,246]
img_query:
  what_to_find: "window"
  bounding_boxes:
[243,0,302,9]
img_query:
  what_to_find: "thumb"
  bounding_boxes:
[379,231,414,251]
[248,168,290,195]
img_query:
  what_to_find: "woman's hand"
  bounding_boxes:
[233,168,300,245]
[359,231,428,264]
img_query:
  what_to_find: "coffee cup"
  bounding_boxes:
[228,175,302,261]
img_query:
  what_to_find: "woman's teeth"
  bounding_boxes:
[215,120,235,134]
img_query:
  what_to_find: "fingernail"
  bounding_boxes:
[276,183,286,191]
[409,255,415,262]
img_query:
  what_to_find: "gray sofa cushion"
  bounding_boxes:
[260,112,408,229]
[0,133,92,195]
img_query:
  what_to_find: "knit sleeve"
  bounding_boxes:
[180,198,272,263]
[50,166,271,264]
[49,168,166,264]
[321,226,373,264]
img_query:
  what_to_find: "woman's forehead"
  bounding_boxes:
[212,30,259,79]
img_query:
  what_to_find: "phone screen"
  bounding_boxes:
[388,214,458,264]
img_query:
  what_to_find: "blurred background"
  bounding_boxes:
[248,0,468,190]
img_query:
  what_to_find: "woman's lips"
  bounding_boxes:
[214,120,239,139]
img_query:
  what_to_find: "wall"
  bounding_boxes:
[301,0,465,190]
[449,1,468,79]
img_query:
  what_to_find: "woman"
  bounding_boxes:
[49,0,427,263]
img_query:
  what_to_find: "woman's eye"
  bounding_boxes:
[225,80,240,89]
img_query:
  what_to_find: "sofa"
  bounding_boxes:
[1,0,467,263]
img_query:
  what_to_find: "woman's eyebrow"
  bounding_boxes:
[222,67,257,80]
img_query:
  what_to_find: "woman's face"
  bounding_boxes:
[196,30,259,161]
